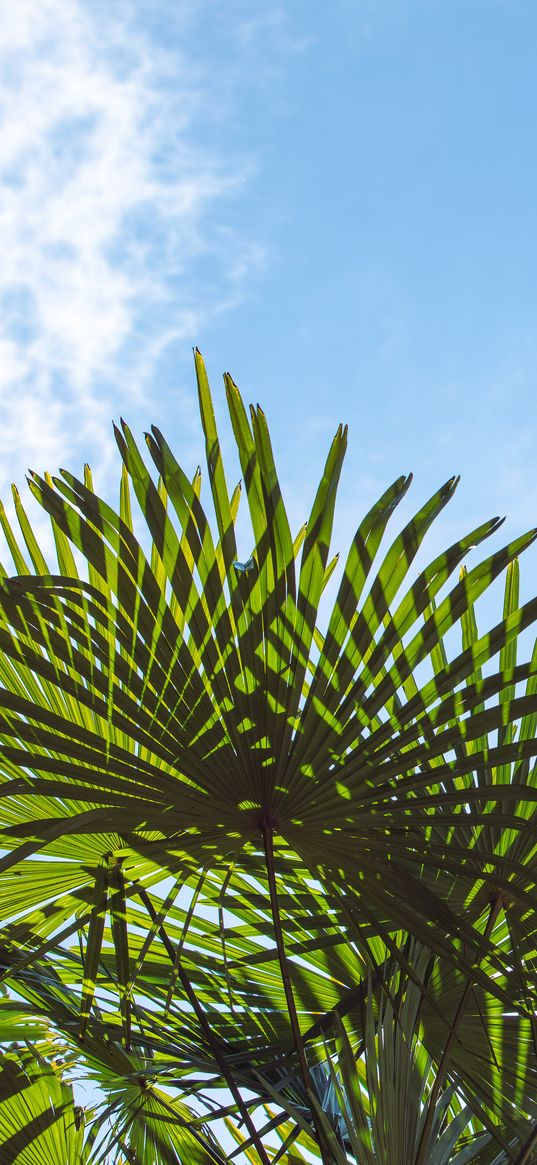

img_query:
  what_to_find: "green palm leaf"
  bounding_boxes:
[0,1048,87,1164]
[1,352,537,1162]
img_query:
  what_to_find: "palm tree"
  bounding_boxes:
[1,351,537,1162]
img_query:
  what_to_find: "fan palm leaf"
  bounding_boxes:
[0,1047,87,1164]
[1,352,537,1161]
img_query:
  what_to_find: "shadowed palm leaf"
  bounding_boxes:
[0,1047,87,1164]
[1,352,537,1162]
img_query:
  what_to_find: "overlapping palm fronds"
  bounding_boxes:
[0,1046,87,1164]
[0,351,537,1162]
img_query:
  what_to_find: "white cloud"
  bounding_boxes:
[0,0,262,499]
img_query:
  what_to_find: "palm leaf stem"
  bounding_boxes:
[261,819,332,1165]
[414,892,503,1165]
[134,881,272,1165]
[512,1123,537,1165]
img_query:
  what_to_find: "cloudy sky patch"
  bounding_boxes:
[0,0,263,488]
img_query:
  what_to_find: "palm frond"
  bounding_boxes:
[1,352,537,1163]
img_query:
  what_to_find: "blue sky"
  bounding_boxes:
[1,0,537,603]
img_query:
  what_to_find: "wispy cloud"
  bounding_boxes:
[234,6,313,56]
[0,0,264,494]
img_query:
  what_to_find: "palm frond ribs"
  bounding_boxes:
[0,352,536,1163]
